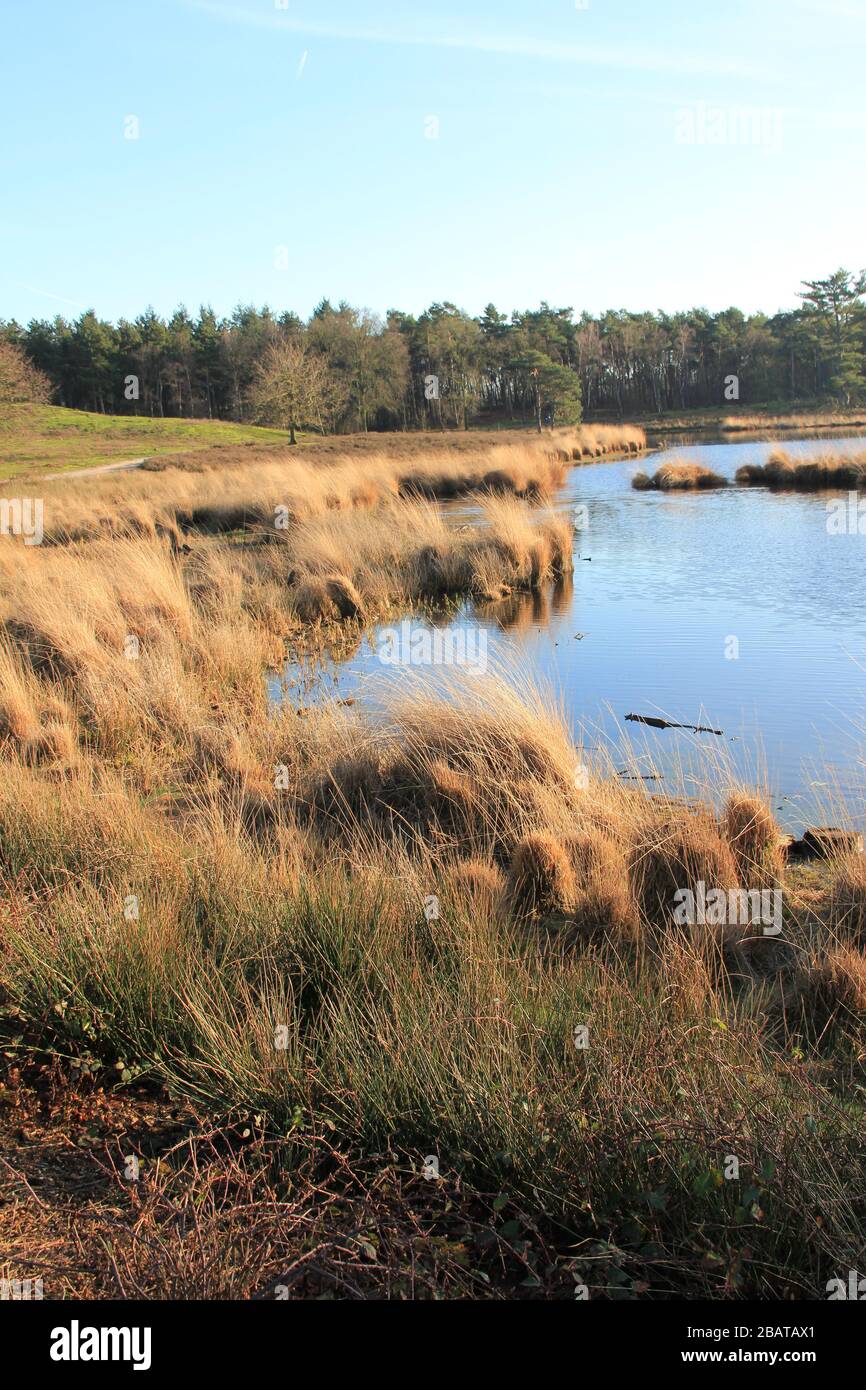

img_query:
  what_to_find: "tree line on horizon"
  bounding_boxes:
[2,270,864,432]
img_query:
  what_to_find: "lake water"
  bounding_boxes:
[271,433,866,831]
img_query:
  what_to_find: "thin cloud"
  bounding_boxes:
[14,283,88,310]
[186,0,771,80]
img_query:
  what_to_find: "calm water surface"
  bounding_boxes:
[271,433,866,830]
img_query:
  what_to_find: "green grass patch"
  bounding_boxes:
[0,404,297,479]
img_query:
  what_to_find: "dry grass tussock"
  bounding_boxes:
[284,494,574,616]
[735,449,866,489]
[722,792,787,887]
[789,947,866,1032]
[828,851,866,946]
[0,657,864,1296]
[632,461,728,491]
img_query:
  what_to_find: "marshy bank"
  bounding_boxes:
[284,432,866,820]
[616,408,866,436]
[26,423,645,545]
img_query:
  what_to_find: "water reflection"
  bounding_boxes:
[273,432,866,828]
[475,573,574,632]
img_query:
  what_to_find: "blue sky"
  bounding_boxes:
[1,0,864,325]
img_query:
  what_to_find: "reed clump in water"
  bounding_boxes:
[735,449,866,489]
[632,461,728,491]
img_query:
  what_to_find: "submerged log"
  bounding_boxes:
[625,714,723,736]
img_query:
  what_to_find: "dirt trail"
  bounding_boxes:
[44,456,146,481]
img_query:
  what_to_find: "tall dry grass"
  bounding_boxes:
[1,422,865,1300]
[0,490,575,797]
[632,461,728,491]
[556,423,646,461]
[8,424,644,547]
[736,449,866,489]
[1,666,864,1297]
[723,412,866,432]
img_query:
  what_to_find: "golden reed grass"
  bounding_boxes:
[736,448,866,489]
[1,426,865,1300]
[632,461,728,491]
[3,424,645,546]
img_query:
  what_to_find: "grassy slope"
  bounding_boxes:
[0,404,294,480]
[3,402,865,483]
[0,406,646,482]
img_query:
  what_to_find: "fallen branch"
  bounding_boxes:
[625,714,723,736]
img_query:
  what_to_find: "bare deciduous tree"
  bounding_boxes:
[0,340,52,404]
[250,339,343,444]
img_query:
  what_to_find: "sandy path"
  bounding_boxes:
[44,456,147,481]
